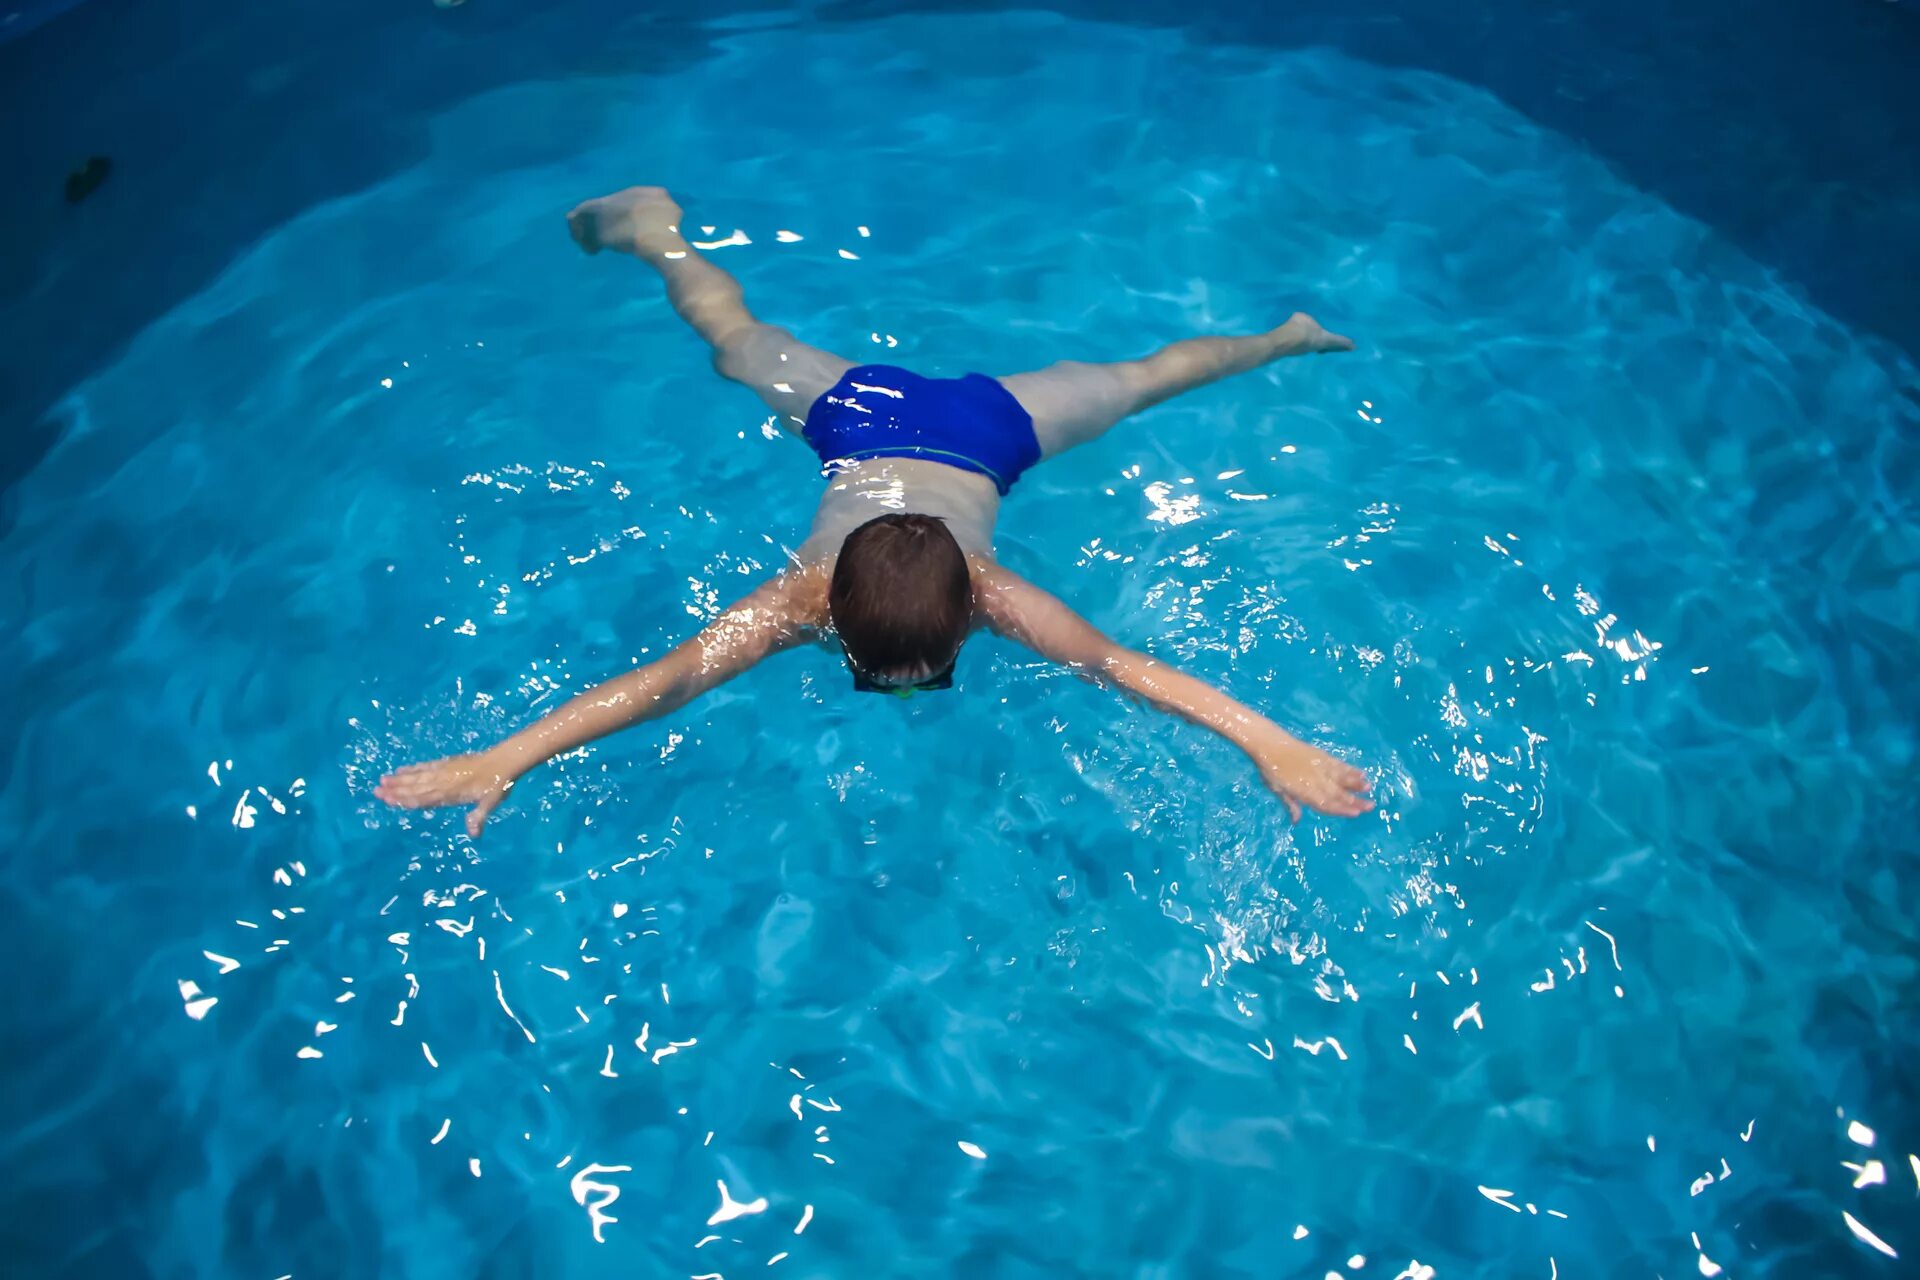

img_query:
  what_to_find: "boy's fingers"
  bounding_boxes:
[465,788,505,839]
[1285,796,1303,824]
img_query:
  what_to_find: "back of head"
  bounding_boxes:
[829,514,973,682]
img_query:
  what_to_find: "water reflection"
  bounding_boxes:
[79,13,1913,1278]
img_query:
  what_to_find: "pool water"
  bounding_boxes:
[5,9,1918,1279]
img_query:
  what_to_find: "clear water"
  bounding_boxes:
[6,11,1918,1279]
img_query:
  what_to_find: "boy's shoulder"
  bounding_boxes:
[773,559,834,627]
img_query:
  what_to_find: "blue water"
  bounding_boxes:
[5,9,1919,1279]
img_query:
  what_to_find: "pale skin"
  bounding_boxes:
[376,186,1372,836]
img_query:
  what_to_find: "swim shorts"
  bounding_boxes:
[801,364,1040,496]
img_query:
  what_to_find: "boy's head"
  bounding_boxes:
[829,513,972,694]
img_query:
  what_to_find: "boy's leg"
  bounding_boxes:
[999,313,1354,458]
[568,186,854,430]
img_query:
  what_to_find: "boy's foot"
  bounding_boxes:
[566,186,687,258]
[1278,312,1355,355]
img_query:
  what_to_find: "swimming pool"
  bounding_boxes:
[3,3,1917,1277]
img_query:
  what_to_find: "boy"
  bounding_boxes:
[377,186,1371,837]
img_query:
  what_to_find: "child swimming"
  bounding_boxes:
[376,186,1372,836]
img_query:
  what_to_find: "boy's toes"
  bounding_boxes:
[1282,311,1355,354]
[566,207,601,254]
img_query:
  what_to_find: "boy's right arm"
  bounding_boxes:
[376,571,822,837]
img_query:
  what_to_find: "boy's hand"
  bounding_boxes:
[375,752,515,839]
[1247,730,1374,823]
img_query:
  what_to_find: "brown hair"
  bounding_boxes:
[829,514,973,680]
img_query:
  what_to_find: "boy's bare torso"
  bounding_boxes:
[799,455,1001,565]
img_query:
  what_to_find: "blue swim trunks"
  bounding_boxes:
[801,364,1041,496]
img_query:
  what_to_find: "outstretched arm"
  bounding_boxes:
[973,560,1372,821]
[377,573,823,837]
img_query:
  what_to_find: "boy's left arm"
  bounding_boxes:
[973,559,1372,821]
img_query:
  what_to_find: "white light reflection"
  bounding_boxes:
[651,1037,696,1064]
[1844,1160,1885,1189]
[958,1141,987,1160]
[1692,1231,1722,1277]
[1142,479,1205,526]
[570,1163,632,1243]
[1842,1211,1898,1258]
[1478,1186,1521,1213]
[491,970,536,1043]
[177,980,217,1021]
[1584,921,1623,970]
[707,1179,769,1225]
